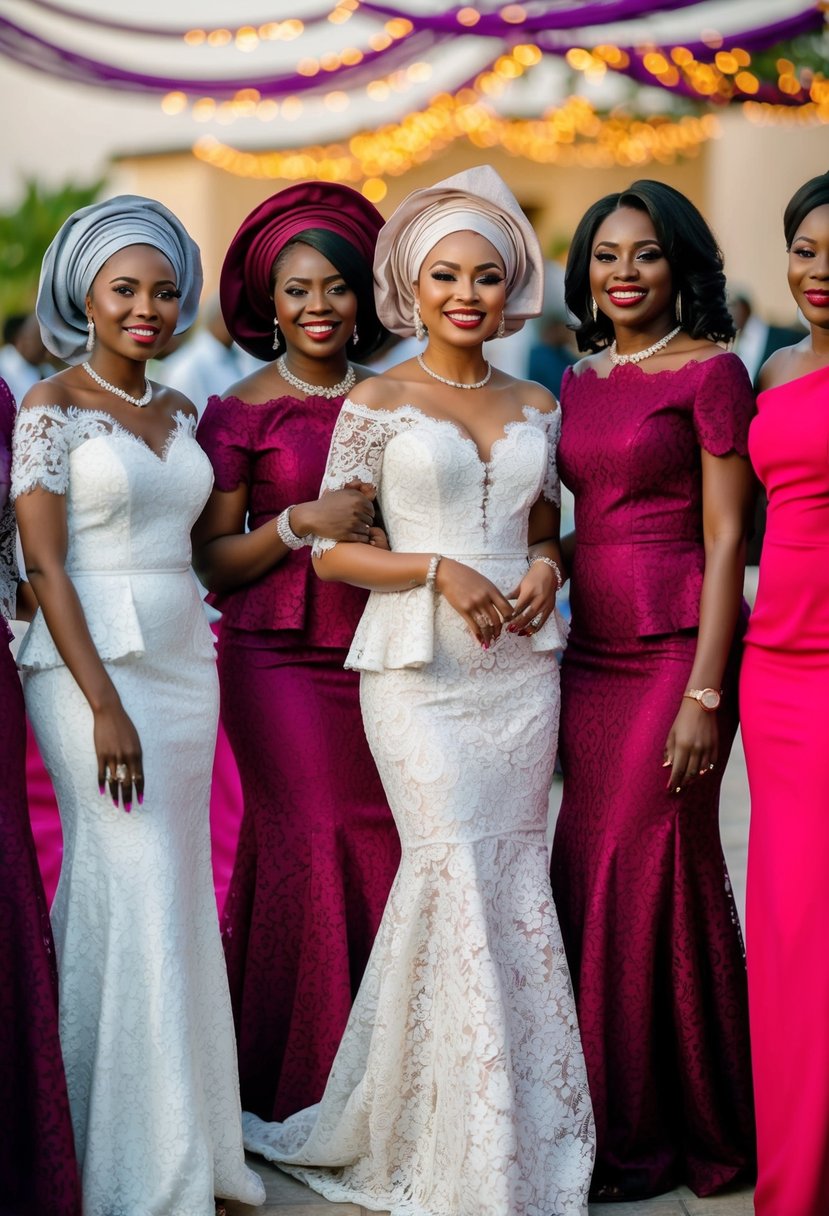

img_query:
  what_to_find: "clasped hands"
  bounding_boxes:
[435,557,558,649]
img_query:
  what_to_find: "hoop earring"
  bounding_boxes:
[413,301,426,342]
[86,318,95,353]
[590,297,598,323]
[272,318,280,351]
[496,312,506,339]
[675,293,683,325]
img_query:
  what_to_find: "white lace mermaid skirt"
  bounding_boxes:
[243,589,595,1216]
[24,571,265,1216]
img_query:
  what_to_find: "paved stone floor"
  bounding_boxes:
[226,732,754,1216]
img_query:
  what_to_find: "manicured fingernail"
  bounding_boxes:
[112,796,119,807]
[99,782,106,795]
[124,801,131,814]
[662,760,671,768]
[482,641,489,650]
[137,791,144,806]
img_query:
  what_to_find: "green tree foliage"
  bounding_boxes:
[0,178,104,323]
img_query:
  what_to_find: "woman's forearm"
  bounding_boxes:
[313,542,432,592]
[193,520,289,594]
[26,566,122,712]
[687,533,747,690]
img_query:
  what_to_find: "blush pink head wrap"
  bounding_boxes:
[220,181,385,360]
[373,165,544,337]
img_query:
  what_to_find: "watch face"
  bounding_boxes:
[700,688,720,710]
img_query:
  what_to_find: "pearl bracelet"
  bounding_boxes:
[276,506,311,550]
[425,553,444,591]
[529,554,563,592]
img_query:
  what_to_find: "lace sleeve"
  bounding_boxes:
[11,405,72,499]
[540,407,562,507]
[314,400,399,556]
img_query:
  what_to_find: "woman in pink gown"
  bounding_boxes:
[551,180,756,1199]
[741,171,829,1216]
[193,183,400,1122]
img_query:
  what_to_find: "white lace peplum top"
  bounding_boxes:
[314,399,569,673]
[11,405,216,671]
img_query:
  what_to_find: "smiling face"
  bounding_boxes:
[414,230,507,346]
[788,203,829,328]
[273,241,357,359]
[85,243,180,361]
[589,205,674,333]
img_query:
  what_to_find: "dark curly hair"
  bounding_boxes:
[564,179,734,352]
[784,171,829,247]
[270,228,386,360]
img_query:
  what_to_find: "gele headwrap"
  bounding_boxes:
[373,165,544,336]
[220,181,385,360]
[37,195,202,364]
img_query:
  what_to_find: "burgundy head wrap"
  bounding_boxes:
[220,181,385,360]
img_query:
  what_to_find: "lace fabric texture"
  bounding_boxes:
[313,401,568,671]
[244,399,595,1214]
[0,380,16,624]
[12,403,265,1215]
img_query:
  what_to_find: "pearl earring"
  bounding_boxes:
[272,318,280,351]
[86,318,95,352]
[413,302,426,342]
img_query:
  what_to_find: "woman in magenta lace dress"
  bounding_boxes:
[0,377,81,1215]
[550,181,756,1199]
[193,183,400,1122]
[741,172,829,1216]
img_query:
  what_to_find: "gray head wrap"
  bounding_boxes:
[374,165,544,337]
[36,195,203,363]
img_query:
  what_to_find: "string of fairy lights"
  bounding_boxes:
[2,0,826,192]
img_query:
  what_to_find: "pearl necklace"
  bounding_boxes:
[276,355,356,399]
[608,325,683,366]
[82,361,152,407]
[417,353,492,390]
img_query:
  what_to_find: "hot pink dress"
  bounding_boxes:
[552,354,756,1198]
[741,363,829,1216]
[198,392,400,1122]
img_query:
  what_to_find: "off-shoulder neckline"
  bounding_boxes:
[567,351,738,383]
[212,392,344,409]
[757,361,829,400]
[340,399,558,468]
[17,404,194,463]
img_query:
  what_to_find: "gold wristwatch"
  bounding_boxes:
[683,687,722,712]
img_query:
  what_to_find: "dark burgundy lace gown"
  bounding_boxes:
[551,354,756,1198]
[0,378,81,1215]
[198,392,400,1121]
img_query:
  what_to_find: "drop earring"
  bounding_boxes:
[675,293,683,325]
[86,318,95,352]
[590,297,598,323]
[496,312,506,339]
[413,301,426,342]
[272,318,280,351]
[352,322,359,347]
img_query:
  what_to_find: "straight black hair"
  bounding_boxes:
[564,179,734,352]
[271,228,386,359]
[784,171,829,247]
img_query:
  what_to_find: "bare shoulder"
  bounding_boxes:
[512,376,559,414]
[19,370,79,412]
[568,351,604,379]
[221,363,276,404]
[758,340,809,392]
[346,367,419,411]
[153,382,197,421]
[681,337,730,365]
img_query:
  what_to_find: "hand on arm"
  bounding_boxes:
[15,487,143,811]
[664,449,755,792]
[508,497,564,637]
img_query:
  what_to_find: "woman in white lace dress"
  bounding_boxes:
[243,166,595,1215]
[12,197,265,1216]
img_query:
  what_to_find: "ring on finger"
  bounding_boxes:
[530,612,543,629]
[115,763,129,783]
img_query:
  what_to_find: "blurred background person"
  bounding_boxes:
[157,295,263,416]
[730,288,805,387]
[0,312,47,405]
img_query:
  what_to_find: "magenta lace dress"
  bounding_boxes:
[0,379,81,1216]
[551,354,756,1198]
[198,393,400,1121]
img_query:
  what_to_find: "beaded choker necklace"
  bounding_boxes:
[276,355,356,399]
[82,361,152,407]
[608,325,683,366]
[416,353,492,390]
